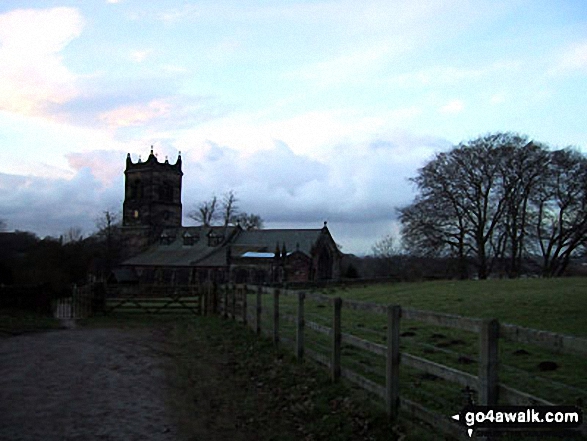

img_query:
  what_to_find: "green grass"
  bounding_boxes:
[329,277,587,336]
[0,308,63,336]
[243,278,587,438]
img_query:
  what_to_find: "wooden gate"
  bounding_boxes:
[103,284,213,314]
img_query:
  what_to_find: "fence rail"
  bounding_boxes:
[103,284,212,315]
[219,284,586,440]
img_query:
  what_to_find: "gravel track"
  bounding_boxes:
[0,327,179,441]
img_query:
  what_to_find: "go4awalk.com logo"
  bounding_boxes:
[452,405,583,438]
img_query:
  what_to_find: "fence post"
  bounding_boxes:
[72,284,77,319]
[479,318,499,406]
[273,288,280,346]
[231,284,236,321]
[212,281,218,314]
[242,284,248,326]
[386,305,401,421]
[222,284,228,318]
[297,291,305,360]
[332,297,342,382]
[256,285,262,335]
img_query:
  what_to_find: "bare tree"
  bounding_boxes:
[188,196,218,226]
[189,191,264,230]
[530,148,587,276]
[63,226,83,243]
[95,210,122,275]
[222,190,238,227]
[234,212,264,230]
[497,141,548,277]
[371,233,409,278]
[95,210,119,235]
[400,133,587,278]
[372,234,400,258]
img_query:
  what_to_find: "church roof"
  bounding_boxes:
[122,226,236,267]
[121,225,336,268]
[230,228,324,257]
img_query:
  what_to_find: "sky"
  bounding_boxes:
[0,0,586,254]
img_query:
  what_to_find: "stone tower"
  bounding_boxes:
[121,147,183,256]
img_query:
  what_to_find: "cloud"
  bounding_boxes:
[490,93,506,105]
[0,7,84,116]
[389,61,521,88]
[97,95,222,130]
[180,134,446,228]
[439,100,465,115]
[172,106,426,163]
[549,41,587,75]
[99,99,172,128]
[130,49,153,63]
[0,168,121,238]
[66,150,126,185]
[157,4,201,23]
[1,132,448,253]
[286,43,401,88]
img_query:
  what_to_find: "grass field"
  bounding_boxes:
[328,277,587,336]
[255,277,586,438]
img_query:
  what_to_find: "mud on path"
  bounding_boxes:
[0,326,179,441]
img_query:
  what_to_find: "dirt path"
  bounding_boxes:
[0,318,404,441]
[0,327,179,441]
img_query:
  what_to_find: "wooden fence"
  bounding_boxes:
[103,283,218,315]
[217,284,587,440]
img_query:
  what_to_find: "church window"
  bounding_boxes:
[159,182,174,201]
[131,179,142,200]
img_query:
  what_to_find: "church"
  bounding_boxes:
[118,149,342,285]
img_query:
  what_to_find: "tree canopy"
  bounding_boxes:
[399,133,587,278]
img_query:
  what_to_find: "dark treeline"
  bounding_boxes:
[0,211,122,294]
[398,132,587,279]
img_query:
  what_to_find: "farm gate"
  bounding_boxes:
[103,283,217,315]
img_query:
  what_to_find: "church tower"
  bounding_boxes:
[123,147,183,228]
[122,147,183,256]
